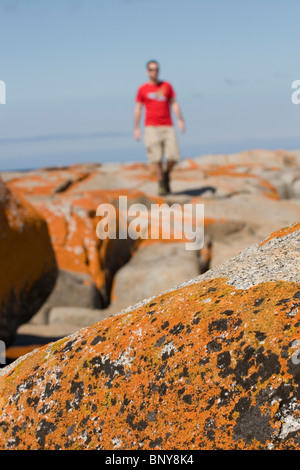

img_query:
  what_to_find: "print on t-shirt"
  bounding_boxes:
[147,85,167,102]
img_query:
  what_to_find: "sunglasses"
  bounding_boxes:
[148,68,159,72]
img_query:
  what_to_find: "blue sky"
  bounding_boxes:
[0,0,300,170]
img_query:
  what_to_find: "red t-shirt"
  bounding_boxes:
[135,81,175,126]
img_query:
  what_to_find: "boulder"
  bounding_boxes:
[0,221,300,449]
[0,176,57,345]
[111,241,202,305]
[30,269,105,325]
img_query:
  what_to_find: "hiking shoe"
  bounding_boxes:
[163,170,171,193]
[158,179,168,196]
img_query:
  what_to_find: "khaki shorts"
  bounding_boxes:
[144,125,181,163]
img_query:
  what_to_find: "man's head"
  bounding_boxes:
[146,60,159,83]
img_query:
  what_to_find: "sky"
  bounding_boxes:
[0,0,300,170]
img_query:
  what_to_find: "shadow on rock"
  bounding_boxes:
[172,186,216,197]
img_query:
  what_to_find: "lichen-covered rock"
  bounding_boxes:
[4,151,300,314]
[0,177,57,345]
[0,219,300,449]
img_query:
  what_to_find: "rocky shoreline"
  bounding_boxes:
[0,148,300,448]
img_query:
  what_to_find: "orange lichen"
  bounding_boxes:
[30,190,146,290]
[186,158,199,170]
[204,168,279,199]
[0,277,300,449]
[0,177,57,344]
[5,345,43,361]
[7,168,90,197]
[0,184,56,298]
[123,163,148,171]
[259,221,300,246]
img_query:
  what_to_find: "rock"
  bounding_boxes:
[193,149,300,168]
[3,150,300,362]
[196,221,300,289]
[30,269,105,325]
[0,221,300,449]
[111,241,202,305]
[48,306,112,328]
[53,179,74,193]
[25,190,139,306]
[254,168,300,200]
[15,322,82,340]
[5,152,300,292]
[31,196,105,290]
[292,178,300,199]
[0,176,57,345]
[209,236,258,270]
[197,193,300,255]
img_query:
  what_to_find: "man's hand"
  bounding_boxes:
[171,99,185,133]
[134,102,142,140]
[134,128,141,140]
[178,118,185,133]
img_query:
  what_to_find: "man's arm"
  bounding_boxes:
[170,97,185,132]
[134,102,143,140]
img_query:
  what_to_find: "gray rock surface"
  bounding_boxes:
[48,306,115,327]
[198,222,300,289]
[30,269,104,325]
[112,242,202,305]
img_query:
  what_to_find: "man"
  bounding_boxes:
[134,60,185,195]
